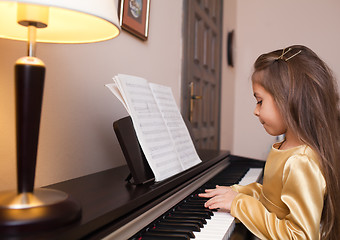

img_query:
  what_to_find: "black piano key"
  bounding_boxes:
[178,204,207,210]
[165,215,207,225]
[206,178,239,185]
[141,232,190,240]
[161,218,204,228]
[181,202,204,207]
[199,184,215,189]
[201,168,249,189]
[156,222,200,232]
[186,199,208,206]
[186,196,207,203]
[171,210,211,219]
[183,198,219,213]
[208,176,241,182]
[186,199,206,204]
[148,228,195,238]
[186,197,205,202]
[209,168,247,180]
[176,206,213,216]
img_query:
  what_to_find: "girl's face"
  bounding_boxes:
[252,82,287,136]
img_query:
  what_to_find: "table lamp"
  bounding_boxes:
[0,0,120,233]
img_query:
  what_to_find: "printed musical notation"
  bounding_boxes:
[106,74,201,181]
[149,83,201,170]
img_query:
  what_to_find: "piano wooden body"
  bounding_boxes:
[2,150,264,239]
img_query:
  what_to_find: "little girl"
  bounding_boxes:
[199,45,340,239]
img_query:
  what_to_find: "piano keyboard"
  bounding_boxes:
[193,168,263,240]
[104,163,263,240]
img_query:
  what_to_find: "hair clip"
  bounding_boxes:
[285,50,302,61]
[277,48,292,60]
[276,47,302,61]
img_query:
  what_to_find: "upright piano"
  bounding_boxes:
[3,150,264,240]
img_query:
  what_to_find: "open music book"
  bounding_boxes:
[106,74,202,181]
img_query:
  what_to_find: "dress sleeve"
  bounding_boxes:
[230,154,326,240]
[231,182,263,200]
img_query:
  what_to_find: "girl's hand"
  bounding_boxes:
[198,185,238,212]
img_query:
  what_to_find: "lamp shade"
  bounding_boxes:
[0,0,120,43]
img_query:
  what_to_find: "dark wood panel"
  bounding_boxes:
[2,150,230,239]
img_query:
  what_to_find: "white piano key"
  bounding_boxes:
[194,211,235,240]
[191,168,262,240]
[238,168,263,186]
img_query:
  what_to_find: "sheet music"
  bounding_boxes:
[114,74,183,181]
[106,74,201,181]
[106,81,130,114]
[149,83,201,169]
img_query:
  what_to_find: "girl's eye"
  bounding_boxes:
[257,100,263,105]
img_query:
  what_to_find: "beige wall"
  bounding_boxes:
[220,0,237,153]
[0,0,184,191]
[220,0,340,160]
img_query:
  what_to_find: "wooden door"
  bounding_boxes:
[182,0,223,150]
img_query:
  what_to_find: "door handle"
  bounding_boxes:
[191,95,202,100]
[189,82,202,122]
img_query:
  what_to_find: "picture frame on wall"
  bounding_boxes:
[119,0,151,41]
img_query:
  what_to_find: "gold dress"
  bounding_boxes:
[230,143,326,240]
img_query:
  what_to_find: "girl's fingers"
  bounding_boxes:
[204,195,222,207]
[198,191,216,198]
[206,203,220,210]
[198,186,231,198]
[203,190,238,211]
[199,188,220,198]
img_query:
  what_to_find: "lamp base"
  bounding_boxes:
[0,188,81,234]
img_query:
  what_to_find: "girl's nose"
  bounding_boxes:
[254,106,259,117]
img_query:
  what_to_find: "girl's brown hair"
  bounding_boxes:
[252,45,340,239]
